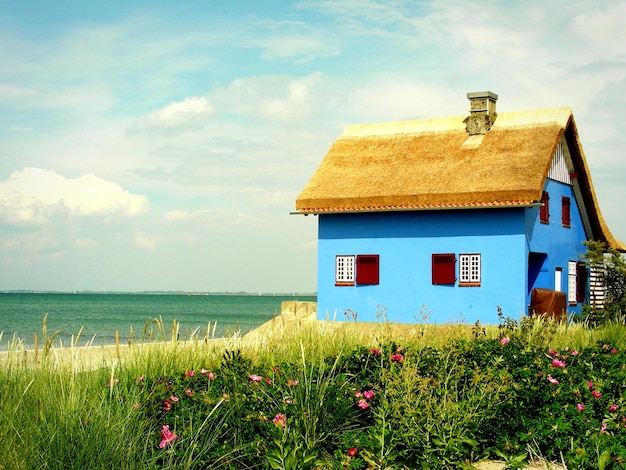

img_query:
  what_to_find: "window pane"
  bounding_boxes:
[568,261,577,304]
[335,255,355,283]
[460,254,481,285]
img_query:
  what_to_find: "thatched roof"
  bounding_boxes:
[295,107,625,251]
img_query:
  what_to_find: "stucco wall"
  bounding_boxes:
[317,209,528,325]
[525,179,588,315]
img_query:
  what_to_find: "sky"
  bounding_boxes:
[0,0,624,293]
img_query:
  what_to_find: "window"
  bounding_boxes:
[540,191,550,224]
[555,267,563,292]
[336,254,379,286]
[459,254,481,286]
[335,255,355,286]
[356,255,379,285]
[432,254,456,284]
[568,261,577,305]
[562,196,571,227]
[576,262,587,303]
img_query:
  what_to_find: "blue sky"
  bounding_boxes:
[0,0,624,293]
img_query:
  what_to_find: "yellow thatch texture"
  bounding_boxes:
[295,107,625,251]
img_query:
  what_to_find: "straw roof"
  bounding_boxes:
[295,107,625,251]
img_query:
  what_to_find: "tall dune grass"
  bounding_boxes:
[0,313,625,468]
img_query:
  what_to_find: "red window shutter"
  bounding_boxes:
[576,262,587,303]
[540,191,550,223]
[561,196,571,226]
[432,254,456,285]
[356,255,379,285]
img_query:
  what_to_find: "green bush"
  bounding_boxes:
[2,317,626,469]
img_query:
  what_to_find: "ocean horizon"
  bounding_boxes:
[0,292,317,350]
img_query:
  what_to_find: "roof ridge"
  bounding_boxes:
[341,107,572,138]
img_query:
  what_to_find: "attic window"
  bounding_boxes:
[356,255,379,285]
[432,254,456,285]
[335,255,355,286]
[540,191,550,224]
[562,196,571,227]
[459,254,481,286]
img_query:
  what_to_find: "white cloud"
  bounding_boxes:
[0,168,149,226]
[254,27,340,62]
[213,72,325,125]
[134,232,156,252]
[568,2,626,57]
[131,96,214,134]
[74,238,99,249]
[0,83,41,102]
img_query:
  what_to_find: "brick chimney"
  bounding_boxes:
[465,91,498,135]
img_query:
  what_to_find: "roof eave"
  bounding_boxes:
[291,202,540,215]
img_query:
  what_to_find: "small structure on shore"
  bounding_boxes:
[293,91,624,324]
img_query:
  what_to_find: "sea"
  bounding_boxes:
[0,292,316,350]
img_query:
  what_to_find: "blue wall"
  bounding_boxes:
[317,209,528,324]
[525,179,589,314]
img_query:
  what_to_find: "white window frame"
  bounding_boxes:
[555,267,563,292]
[335,255,355,285]
[568,261,577,305]
[459,254,481,285]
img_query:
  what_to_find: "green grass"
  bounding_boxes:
[1,314,625,469]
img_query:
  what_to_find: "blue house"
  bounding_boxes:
[294,92,625,324]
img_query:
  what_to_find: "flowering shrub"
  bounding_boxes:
[125,338,626,468]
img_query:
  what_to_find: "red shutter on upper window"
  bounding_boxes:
[432,254,456,285]
[561,196,571,226]
[540,191,550,223]
[356,255,379,285]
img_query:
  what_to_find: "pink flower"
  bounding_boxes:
[592,390,602,399]
[184,388,194,397]
[547,376,559,385]
[107,378,119,387]
[611,349,619,355]
[500,337,510,345]
[576,403,585,412]
[286,379,298,387]
[185,370,195,378]
[390,353,404,363]
[587,381,594,388]
[357,399,369,409]
[207,372,217,380]
[609,404,619,413]
[600,422,608,434]
[369,348,382,356]
[551,358,566,368]
[170,395,179,403]
[273,366,280,372]
[249,374,263,382]
[548,349,558,356]
[355,391,363,398]
[570,350,578,356]
[136,375,145,383]
[159,425,179,448]
[363,390,375,399]
[163,400,172,411]
[272,413,286,428]
[348,447,358,457]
